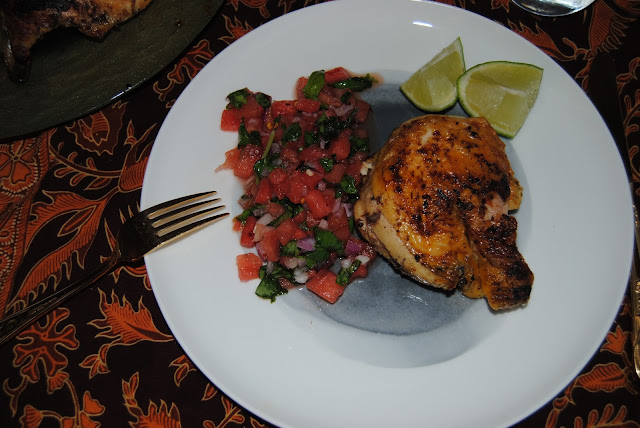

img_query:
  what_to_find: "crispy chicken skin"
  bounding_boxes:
[1,0,153,82]
[354,115,533,310]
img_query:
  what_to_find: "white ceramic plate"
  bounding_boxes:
[141,1,634,427]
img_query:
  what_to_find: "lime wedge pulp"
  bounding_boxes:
[400,37,465,112]
[457,61,543,138]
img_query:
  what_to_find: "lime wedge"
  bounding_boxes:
[457,61,543,138]
[400,37,465,112]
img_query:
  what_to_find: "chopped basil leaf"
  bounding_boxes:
[346,109,358,124]
[280,197,305,214]
[336,259,362,285]
[255,276,288,302]
[273,263,295,280]
[254,130,277,182]
[253,153,278,178]
[303,228,345,268]
[256,263,293,302]
[349,135,368,153]
[337,174,358,195]
[281,241,300,257]
[269,198,305,227]
[226,88,250,109]
[269,210,292,227]
[303,70,325,100]
[304,248,330,268]
[335,174,359,203]
[317,113,348,140]
[282,123,302,143]
[238,121,261,147]
[270,198,304,225]
[314,228,344,253]
[331,74,375,92]
[304,131,317,146]
[235,209,252,224]
[258,265,268,279]
[255,92,272,108]
[339,91,353,104]
[319,157,334,172]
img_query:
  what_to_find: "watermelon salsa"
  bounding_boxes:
[218,67,377,303]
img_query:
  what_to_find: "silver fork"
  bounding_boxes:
[0,190,229,347]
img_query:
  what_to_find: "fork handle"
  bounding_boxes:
[0,254,119,347]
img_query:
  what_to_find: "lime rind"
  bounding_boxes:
[457,61,543,138]
[400,37,465,112]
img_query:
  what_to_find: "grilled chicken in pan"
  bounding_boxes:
[354,115,533,310]
[1,0,153,83]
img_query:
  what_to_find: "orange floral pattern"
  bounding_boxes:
[0,0,638,427]
[153,39,216,108]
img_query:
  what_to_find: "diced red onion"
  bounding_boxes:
[307,160,322,173]
[360,160,373,176]
[252,206,266,217]
[256,242,267,261]
[253,213,274,241]
[245,117,261,130]
[294,268,310,284]
[238,196,254,210]
[356,254,371,265]
[282,257,301,270]
[345,238,364,255]
[343,202,353,217]
[334,103,354,118]
[297,237,315,252]
[332,200,342,214]
[256,213,274,226]
[318,219,328,229]
[317,181,326,191]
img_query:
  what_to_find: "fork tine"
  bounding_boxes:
[142,191,217,218]
[156,204,227,234]
[155,211,230,246]
[150,197,222,225]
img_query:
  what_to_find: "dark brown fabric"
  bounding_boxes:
[1,0,639,426]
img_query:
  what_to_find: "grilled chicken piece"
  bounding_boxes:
[354,115,533,310]
[1,0,153,83]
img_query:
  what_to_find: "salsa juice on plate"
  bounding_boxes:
[218,67,377,303]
